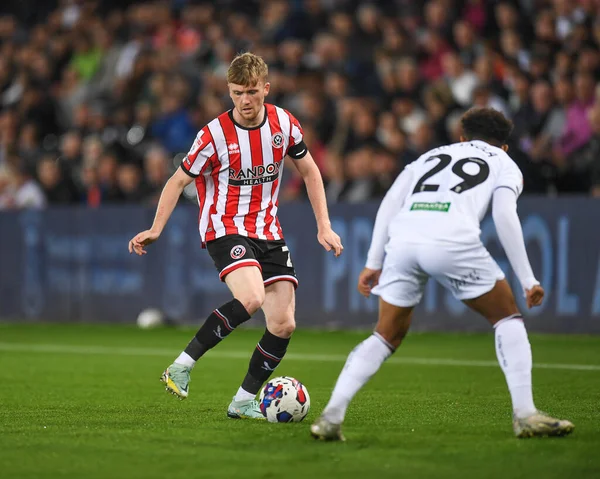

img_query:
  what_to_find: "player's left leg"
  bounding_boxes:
[427,241,573,438]
[228,280,296,419]
[463,280,574,438]
[311,300,414,441]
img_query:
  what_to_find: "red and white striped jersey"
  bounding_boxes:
[181,103,306,243]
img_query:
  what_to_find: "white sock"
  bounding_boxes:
[494,316,537,418]
[234,386,256,402]
[322,333,394,424]
[174,352,196,369]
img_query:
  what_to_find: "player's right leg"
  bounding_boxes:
[463,280,574,438]
[311,300,414,441]
[161,237,265,399]
[312,242,425,440]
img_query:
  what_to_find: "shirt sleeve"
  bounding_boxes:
[285,111,308,159]
[365,166,415,270]
[492,187,539,293]
[495,154,524,197]
[181,127,215,177]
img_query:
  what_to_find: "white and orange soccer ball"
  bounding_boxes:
[259,376,310,423]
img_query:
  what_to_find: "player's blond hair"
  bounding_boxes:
[227,52,268,86]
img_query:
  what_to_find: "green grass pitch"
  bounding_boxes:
[1,323,599,479]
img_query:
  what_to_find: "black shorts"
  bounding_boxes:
[206,235,298,288]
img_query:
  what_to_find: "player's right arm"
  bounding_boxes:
[129,128,214,256]
[492,160,544,308]
[359,166,415,297]
[128,167,194,255]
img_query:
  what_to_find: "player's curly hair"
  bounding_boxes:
[460,107,513,147]
[227,52,268,86]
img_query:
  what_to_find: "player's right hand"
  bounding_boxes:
[525,284,544,309]
[128,230,160,256]
[357,268,382,298]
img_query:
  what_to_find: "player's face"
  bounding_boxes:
[228,80,270,124]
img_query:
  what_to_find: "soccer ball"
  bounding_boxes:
[136,308,165,329]
[259,376,310,423]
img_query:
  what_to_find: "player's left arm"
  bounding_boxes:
[492,159,543,308]
[290,150,343,256]
[492,187,543,307]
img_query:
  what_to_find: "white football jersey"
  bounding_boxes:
[389,140,523,244]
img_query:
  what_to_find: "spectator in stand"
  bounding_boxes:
[37,155,79,204]
[570,104,600,195]
[442,50,478,108]
[116,161,145,203]
[142,145,170,205]
[7,160,46,209]
[557,70,596,159]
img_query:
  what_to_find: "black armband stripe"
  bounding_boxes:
[287,140,308,159]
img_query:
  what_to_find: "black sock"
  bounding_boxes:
[184,299,251,360]
[241,329,290,395]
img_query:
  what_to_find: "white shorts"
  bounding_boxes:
[372,241,505,307]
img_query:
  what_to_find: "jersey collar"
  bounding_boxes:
[228,105,268,131]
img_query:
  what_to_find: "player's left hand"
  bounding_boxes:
[358,268,382,298]
[525,284,544,309]
[318,227,344,257]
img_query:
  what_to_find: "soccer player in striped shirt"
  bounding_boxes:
[129,52,343,419]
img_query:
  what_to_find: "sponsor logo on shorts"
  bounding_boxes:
[271,132,284,148]
[230,245,246,259]
[410,202,451,212]
[449,270,481,291]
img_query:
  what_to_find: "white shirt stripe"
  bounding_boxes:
[275,107,291,153]
[290,122,303,146]
[187,142,214,176]
[207,119,228,237]
[257,122,275,240]
[235,127,253,235]
[198,175,215,242]
[268,108,291,240]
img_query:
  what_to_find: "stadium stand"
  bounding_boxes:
[1,0,600,209]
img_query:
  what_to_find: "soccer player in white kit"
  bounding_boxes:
[311,108,574,440]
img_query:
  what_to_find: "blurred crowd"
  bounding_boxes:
[1,0,600,210]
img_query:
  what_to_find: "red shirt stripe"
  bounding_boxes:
[263,104,285,240]
[203,131,220,242]
[218,114,241,236]
[196,174,207,237]
[244,128,264,236]
[182,127,214,177]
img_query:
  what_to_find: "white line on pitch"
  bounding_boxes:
[0,342,598,371]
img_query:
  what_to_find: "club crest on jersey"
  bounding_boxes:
[271,132,284,149]
[229,162,282,186]
[230,245,246,260]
